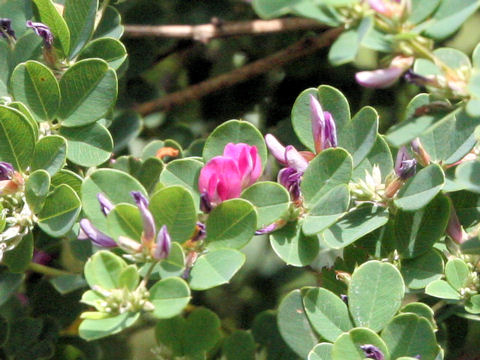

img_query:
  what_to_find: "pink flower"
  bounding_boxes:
[355,56,414,89]
[310,95,337,153]
[199,143,262,209]
[223,143,262,187]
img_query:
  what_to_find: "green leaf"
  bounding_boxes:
[270,220,320,266]
[386,94,453,147]
[445,258,470,290]
[51,169,83,195]
[381,313,439,360]
[400,303,436,329]
[119,265,140,291]
[323,204,389,249]
[84,250,126,289]
[7,102,38,141]
[135,157,163,194]
[109,111,142,153]
[206,199,257,250]
[10,60,60,121]
[348,261,405,332]
[49,274,87,295]
[277,289,318,359]
[302,184,349,236]
[352,135,393,182]
[38,184,81,237]
[32,0,71,56]
[3,232,33,273]
[0,272,24,307]
[460,237,480,254]
[241,181,290,228]
[25,169,51,213]
[338,106,378,167]
[222,330,256,360]
[157,242,186,279]
[11,33,42,70]
[465,294,480,314]
[59,122,113,167]
[64,0,98,58]
[425,279,461,300]
[58,59,117,127]
[409,0,441,24]
[202,119,267,167]
[328,16,373,66]
[303,287,353,342]
[31,135,67,176]
[423,0,480,40]
[79,312,139,341]
[93,6,124,39]
[150,277,191,319]
[77,37,127,70]
[189,249,245,290]
[401,249,444,289]
[332,328,390,360]
[456,160,480,193]
[155,308,221,358]
[252,310,299,360]
[0,105,36,171]
[394,164,445,211]
[302,148,353,206]
[309,343,333,360]
[395,194,450,258]
[160,158,202,200]
[81,168,147,235]
[420,108,480,165]
[149,185,197,243]
[106,203,142,242]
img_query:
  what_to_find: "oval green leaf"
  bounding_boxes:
[31,135,67,176]
[150,277,191,319]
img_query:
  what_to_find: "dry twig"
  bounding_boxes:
[124,18,327,42]
[133,27,343,116]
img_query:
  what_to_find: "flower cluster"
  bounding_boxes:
[79,192,171,262]
[265,95,337,202]
[198,143,262,211]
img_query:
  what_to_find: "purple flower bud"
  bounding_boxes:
[255,222,279,235]
[0,162,14,181]
[265,134,288,166]
[153,225,171,260]
[278,167,302,201]
[340,294,348,305]
[79,218,117,248]
[446,203,466,244]
[131,191,156,245]
[285,146,309,173]
[404,70,435,87]
[26,21,53,48]
[32,249,52,265]
[97,193,114,216]
[0,18,16,39]
[394,146,417,180]
[360,344,384,360]
[310,95,337,153]
[356,67,405,88]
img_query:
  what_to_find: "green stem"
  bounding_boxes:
[141,261,156,287]
[94,0,111,32]
[28,262,74,277]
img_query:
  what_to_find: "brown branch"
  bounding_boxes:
[133,27,343,116]
[124,18,327,42]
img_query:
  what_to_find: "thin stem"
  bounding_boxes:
[28,262,74,277]
[94,0,111,32]
[133,27,343,116]
[124,18,327,42]
[141,261,157,287]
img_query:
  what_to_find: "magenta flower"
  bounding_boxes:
[367,0,408,17]
[26,21,53,48]
[199,143,262,209]
[223,143,262,188]
[310,95,337,153]
[356,56,413,89]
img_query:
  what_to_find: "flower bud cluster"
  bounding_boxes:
[82,284,154,318]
